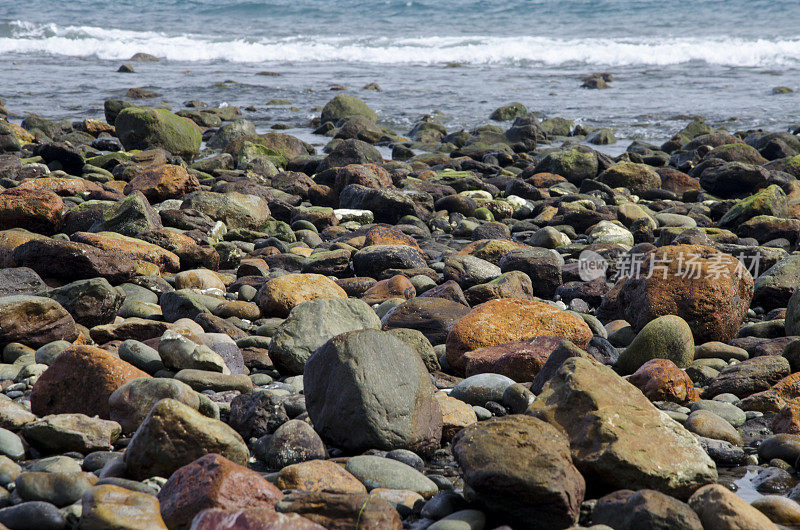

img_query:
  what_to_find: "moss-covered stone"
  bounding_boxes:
[320,94,378,124]
[719,184,789,228]
[490,102,528,121]
[597,161,662,194]
[533,148,598,184]
[616,315,695,374]
[115,107,201,159]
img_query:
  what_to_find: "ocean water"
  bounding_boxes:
[2,0,800,144]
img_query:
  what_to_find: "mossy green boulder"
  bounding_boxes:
[616,315,695,374]
[598,161,662,195]
[532,148,598,184]
[490,102,528,121]
[718,184,788,228]
[115,107,201,159]
[320,94,378,124]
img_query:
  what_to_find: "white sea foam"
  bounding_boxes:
[3,20,800,67]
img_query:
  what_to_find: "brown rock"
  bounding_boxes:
[446,298,593,374]
[656,167,702,194]
[333,164,393,195]
[628,358,700,404]
[124,164,200,202]
[89,318,171,344]
[30,345,149,418]
[72,231,180,272]
[0,188,63,234]
[612,244,754,343]
[592,489,703,530]
[433,392,478,442]
[740,372,800,413]
[364,224,420,250]
[80,484,167,530]
[275,491,402,530]
[772,402,800,434]
[452,415,585,529]
[257,273,347,317]
[0,295,78,348]
[0,229,49,268]
[12,238,137,283]
[190,507,324,530]
[138,229,220,270]
[360,274,415,305]
[158,453,284,530]
[17,177,114,200]
[462,336,562,382]
[689,484,778,529]
[275,460,367,494]
[455,239,527,265]
[381,297,472,345]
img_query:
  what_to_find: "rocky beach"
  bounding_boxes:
[0,79,800,530]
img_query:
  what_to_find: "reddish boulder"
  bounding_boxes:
[158,454,284,530]
[191,507,324,530]
[275,491,402,530]
[628,359,700,404]
[30,345,149,418]
[361,274,416,305]
[463,336,563,382]
[0,188,64,234]
[364,224,420,250]
[124,164,200,202]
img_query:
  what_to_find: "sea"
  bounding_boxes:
[2,0,800,149]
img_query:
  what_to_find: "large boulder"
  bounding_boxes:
[528,357,717,498]
[115,107,201,159]
[445,298,593,374]
[30,345,149,419]
[88,191,162,237]
[108,378,204,434]
[124,164,200,202]
[269,298,381,375]
[598,161,662,194]
[611,244,753,344]
[124,399,248,480]
[381,297,472,345]
[453,415,585,529]
[304,329,443,455]
[616,315,695,374]
[0,295,78,348]
[718,184,788,228]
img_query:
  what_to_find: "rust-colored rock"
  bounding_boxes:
[656,167,702,194]
[628,358,700,404]
[612,244,753,343]
[191,507,324,530]
[463,336,563,382]
[72,231,180,272]
[0,188,64,234]
[138,229,220,270]
[275,460,367,494]
[740,372,800,413]
[0,295,78,348]
[124,164,200,202]
[772,402,800,435]
[257,273,347,317]
[275,491,402,530]
[361,274,416,305]
[30,344,149,419]
[455,238,528,265]
[158,453,284,530]
[333,163,393,195]
[17,177,114,200]
[364,224,420,250]
[446,298,593,374]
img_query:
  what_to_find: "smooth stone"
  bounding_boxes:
[15,471,97,507]
[689,400,746,427]
[344,455,438,499]
[0,501,66,530]
[449,373,516,407]
[0,428,24,461]
[427,509,486,530]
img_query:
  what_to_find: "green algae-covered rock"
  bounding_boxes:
[616,315,695,374]
[115,107,201,159]
[321,94,378,124]
[718,184,789,228]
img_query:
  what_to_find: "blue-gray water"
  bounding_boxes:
[2,0,800,143]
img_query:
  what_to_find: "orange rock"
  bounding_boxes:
[191,507,324,530]
[275,459,367,494]
[124,164,200,202]
[656,167,702,194]
[526,172,567,188]
[361,275,416,305]
[772,402,800,434]
[627,358,700,404]
[289,247,314,257]
[257,273,347,317]
[17,177,111,199]
[0,188,64,234]
[434,392,478,442]
[72,231,180,272]
[333,164,393,195]
[158,453,284,530]
[462,337,562,382]
[364,225,421,251]
[82,118,116,137]
[175,269,225,291]
[446,298,593,374]
[8,122,34,144]
[274,491,402,530]
[739,372,800,413]
[30,345,150,418]
[610,244,754,344]
[455,239,528,265]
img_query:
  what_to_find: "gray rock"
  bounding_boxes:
[345,455,438,498]
[21,414,121,454]
[15,471,96,507]
[117,340,164,374]
[0,428,23,461]
[255,419,326,470]
[269,298,380,375]
[108,377,203,434]
[157,330,228,373]
[304,329,443,455]
[689,400,746,427]
[449,374,515,407]
[47,278,124,327]
[0,501,66,530]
